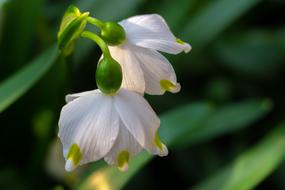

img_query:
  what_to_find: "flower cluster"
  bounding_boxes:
[57,5,191,172]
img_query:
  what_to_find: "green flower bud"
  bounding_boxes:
[57,5,89,55]
[96,56,122,95]
[101,22,126,46]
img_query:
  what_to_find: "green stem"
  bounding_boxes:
[81,31,111,58]
[87,17,105,28]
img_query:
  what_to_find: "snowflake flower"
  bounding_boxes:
[108,14,191,95]
[58,88,168,171]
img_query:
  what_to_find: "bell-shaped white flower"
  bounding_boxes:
[107,14,191,95]
[58,88,168,172]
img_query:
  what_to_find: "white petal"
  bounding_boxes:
[58,91,120,170]
[131,46,180,95]
[65,159,75,172]
[65,90,97,103]
[109,44,145,94]
[114,89,165,155]
[119,14,191,54]
[104,121,142,170]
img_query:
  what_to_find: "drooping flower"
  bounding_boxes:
[58,88,168,171]
[106,14,191,95]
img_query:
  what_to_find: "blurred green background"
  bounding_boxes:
[1,0,285,189]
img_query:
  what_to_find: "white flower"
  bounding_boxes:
[58,88,168,172]
[108,14,191,95]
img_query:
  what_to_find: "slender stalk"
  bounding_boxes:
[87,17,105,28]
[81,31,111,58]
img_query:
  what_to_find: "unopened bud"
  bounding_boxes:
[57,5,89,55]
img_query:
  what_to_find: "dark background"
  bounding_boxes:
[0,0,285,189]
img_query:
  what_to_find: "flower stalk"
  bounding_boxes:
[87,17,105,28]
[81,31,111,58]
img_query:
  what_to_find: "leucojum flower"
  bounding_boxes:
[57,5,191,172]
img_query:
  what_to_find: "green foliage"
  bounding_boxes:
[192,122,285,190]
[214,30,285,78]
[0,0,45,71]
[166,99,272,148]
[0,46,58,113]
[181,0,261,49]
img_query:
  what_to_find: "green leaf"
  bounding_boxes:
[0,45,58,113]
[0,0,5,44]
[0,0,46,69]
[0,0,6,6]
[0,169,29,190]
[181,0,261,49]
[213,29,285,78]
[192,122,285,190]
[76,99,271,190]
[175,99,273,148]
[157,0,194,31]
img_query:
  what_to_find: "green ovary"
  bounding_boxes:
[101,22,126,46]
[96,57,123,95]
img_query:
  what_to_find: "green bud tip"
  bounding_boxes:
[96,56,123,95]
[101,22,126,46]
[57,5,89,55]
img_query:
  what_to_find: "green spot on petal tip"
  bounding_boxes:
[176,38,185,44]
[66,144,82,167]
[160,80,177,92]
[117,150,129,171]
[154,131,164,151]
